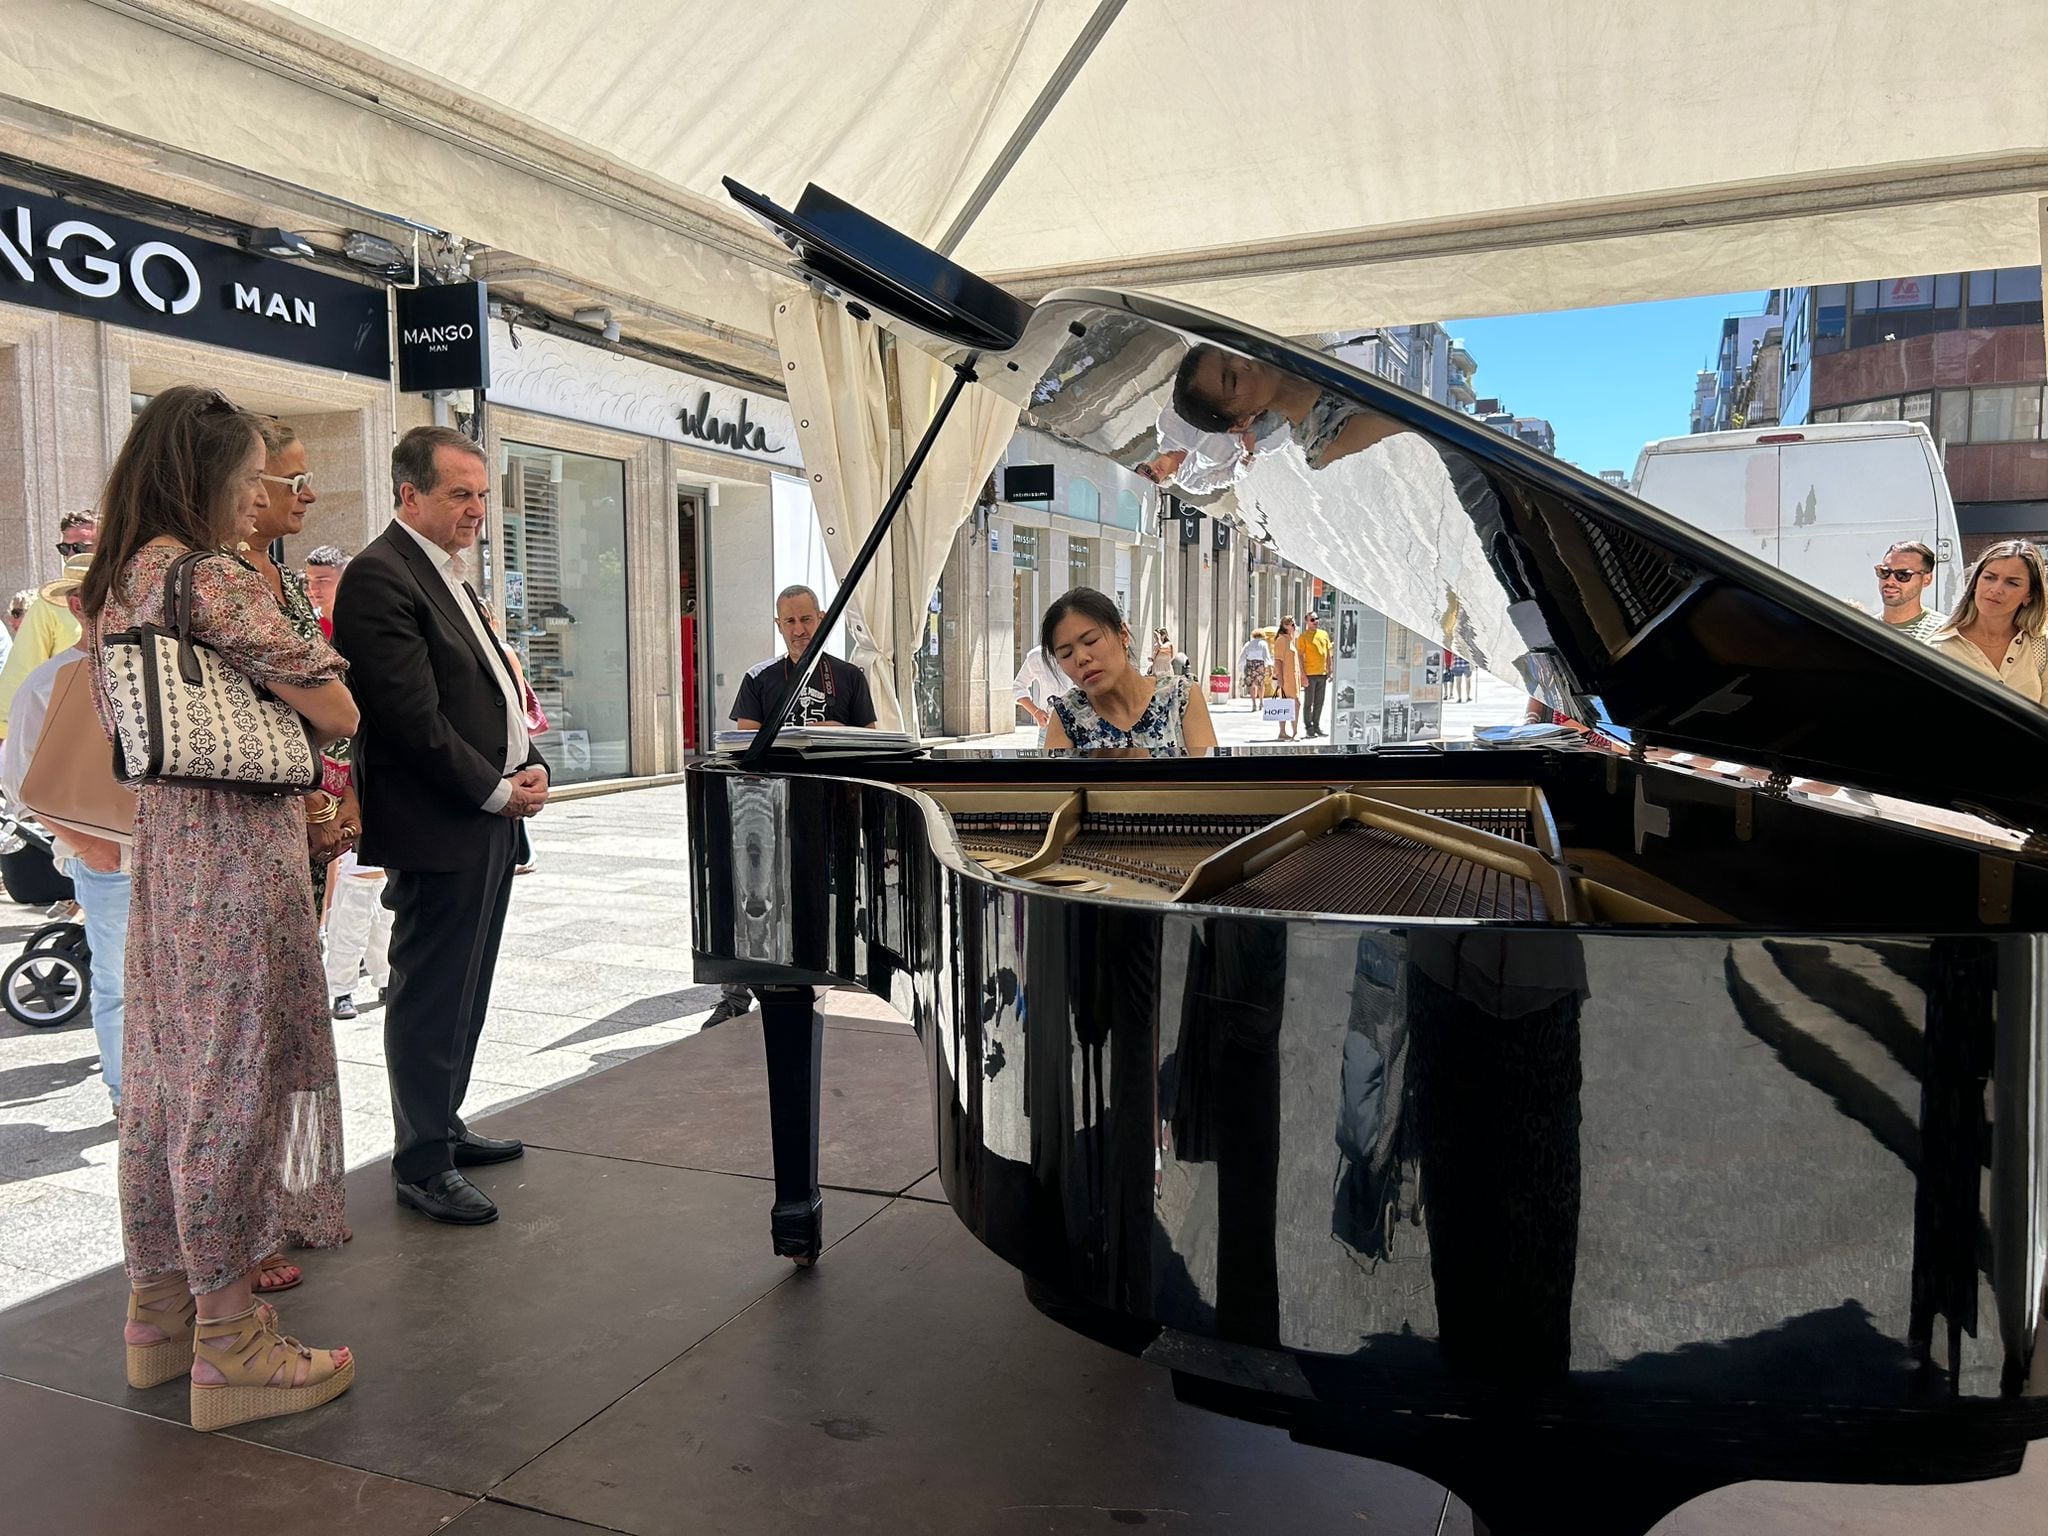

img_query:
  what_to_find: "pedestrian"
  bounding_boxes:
[1148,628,1177,679]
[1,552,127,1110]
[1927,540,2047,704]
[1012,642,1068,744]
[227,420,356,1258]
[324,847,392,1019]
[1297,612,1333,737]
[1872,540,1946,641]
[331,424,549,1226]
[2,589,27,636]
[0,511,95,740]
[1271,617,1300,741]
[303,544,350,639]
[702,583,878,1029]
[83,385,358,1430]
[1041,587,1218,754]
[1238,630,1271,709]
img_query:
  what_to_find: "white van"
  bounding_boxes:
[1630,421,1960,613]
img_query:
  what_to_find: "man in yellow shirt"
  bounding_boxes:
[0,511,95,740]
[1296,611,1334,737]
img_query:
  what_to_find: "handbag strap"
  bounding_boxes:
[160,549,215,688]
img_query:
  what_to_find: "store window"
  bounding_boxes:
[1935,391,1970,446]
[1970,386,2043,444]
[1067,477,1101,522]
[1839,398,1899,423]
[1068,536,1095,593]
[1900,391,1932,426]
[501,443,630,784]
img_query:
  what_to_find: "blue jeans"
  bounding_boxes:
[57,855,130,1108]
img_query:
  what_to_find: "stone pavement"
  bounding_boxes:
[0,782,715,1312]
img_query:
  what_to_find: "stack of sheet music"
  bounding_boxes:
[711,726,922,756]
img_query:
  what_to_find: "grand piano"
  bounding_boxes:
[690,183,2048,1533]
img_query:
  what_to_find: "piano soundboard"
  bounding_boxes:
[924,781,1708,923]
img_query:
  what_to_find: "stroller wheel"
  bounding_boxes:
[25,921,86,957]
[2,947,88,1027]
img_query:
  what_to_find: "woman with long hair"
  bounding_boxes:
[1040,588,1216,754]
[83,385,360,1431]
[1270,617,1301,741]
[1927,540,2048,704]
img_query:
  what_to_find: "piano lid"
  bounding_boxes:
[728,181,2048,836]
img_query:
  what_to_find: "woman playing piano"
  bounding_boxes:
[1041,587,1217,755]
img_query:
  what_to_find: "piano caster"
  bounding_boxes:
[771,1194,824,1266]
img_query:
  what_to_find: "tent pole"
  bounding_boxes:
[742,361,977,768]
[932,0,1127,257]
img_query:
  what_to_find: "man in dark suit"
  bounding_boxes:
[333,426,549,1225]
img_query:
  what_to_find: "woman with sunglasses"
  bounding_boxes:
[82,386,359,1430]
[1927,540,2048,704]
[224,420,357,1283]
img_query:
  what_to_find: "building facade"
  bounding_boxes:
[0,158,814,784]
[1777,269,2047,554]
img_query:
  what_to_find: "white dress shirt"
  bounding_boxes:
[1012,646,1070,710]
[392,518,533,811]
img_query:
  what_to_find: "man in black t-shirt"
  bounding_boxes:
[703,585,878,1030]
[730,584,879,732]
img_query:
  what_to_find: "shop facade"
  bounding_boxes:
[0,176,404,610]
[478,319,803,780]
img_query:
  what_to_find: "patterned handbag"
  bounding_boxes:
[98,550,322,795]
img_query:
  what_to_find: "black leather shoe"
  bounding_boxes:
[452,1130,525,1166]
[395,1169,498,1224]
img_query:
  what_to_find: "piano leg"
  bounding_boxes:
[758,985,825,1265]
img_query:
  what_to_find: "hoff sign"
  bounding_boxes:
[0,183,389,376]
[395,280,490,393]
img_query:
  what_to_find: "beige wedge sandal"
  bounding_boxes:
[124,1273,197,1389]
[190,1305,354,1433]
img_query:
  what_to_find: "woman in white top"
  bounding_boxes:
[1926,540,2047,704]
[1238,631,1272,707]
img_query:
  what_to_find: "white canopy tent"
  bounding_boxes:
[5,0,2043,723]
[21,0,2040,336]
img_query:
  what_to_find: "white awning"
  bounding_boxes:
[7,1,2042,344]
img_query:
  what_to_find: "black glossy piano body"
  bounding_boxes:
[692,743,2047,1530]
[691,191,2048,1532]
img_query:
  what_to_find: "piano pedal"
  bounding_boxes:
[771,1193,824,1266]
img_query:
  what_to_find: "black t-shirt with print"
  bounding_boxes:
[731,651,878,729]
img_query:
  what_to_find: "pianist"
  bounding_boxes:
[1173,343,1405,471]
[1040,587,1218,755]
[703,583,879,1031]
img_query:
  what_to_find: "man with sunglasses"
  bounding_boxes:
[1874,541,1945,641]
[0,511,94,741]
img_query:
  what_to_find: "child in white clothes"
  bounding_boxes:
[324,848,393,1020]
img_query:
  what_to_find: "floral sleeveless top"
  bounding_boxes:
[1049,674,1190,751]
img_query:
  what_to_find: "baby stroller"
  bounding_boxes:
[0,794,89,1028]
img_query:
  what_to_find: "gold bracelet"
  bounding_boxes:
[304,792,339,825]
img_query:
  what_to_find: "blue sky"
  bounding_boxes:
[1446,290,1770,475]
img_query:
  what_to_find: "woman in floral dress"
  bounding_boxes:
[84,386,359,1431]
[234,419,356,1263]
[1040,587,1217,754]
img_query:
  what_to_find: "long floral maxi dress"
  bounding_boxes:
[240,555,351,1248]
[93,545,348,1292]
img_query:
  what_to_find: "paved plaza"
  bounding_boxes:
[0,782,715,1311]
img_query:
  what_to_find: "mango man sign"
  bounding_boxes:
[395,281,490,393]
[0,183,389,375]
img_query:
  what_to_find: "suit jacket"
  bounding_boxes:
[332,522,543,872]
